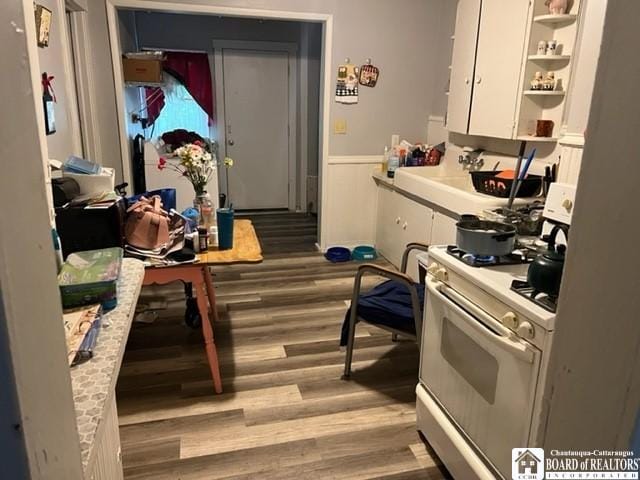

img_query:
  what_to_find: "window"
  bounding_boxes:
[150,74,210,140]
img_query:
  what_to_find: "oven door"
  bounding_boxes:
[420,276,541,477]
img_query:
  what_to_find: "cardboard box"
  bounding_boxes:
[122,58,163,84]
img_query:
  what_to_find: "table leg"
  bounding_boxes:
[202,266,218,321]
[194,278,222,394]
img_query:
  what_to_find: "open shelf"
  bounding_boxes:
[528,54,571,61]
[533,13,577,24]
[523,90,566,96]
[516,135,558,143]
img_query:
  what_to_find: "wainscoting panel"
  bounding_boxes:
[322,156,381,250]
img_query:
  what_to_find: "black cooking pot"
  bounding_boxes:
[456,215,517,257]
[527,224,569,298]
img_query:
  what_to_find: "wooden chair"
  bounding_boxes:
[342,243,430,379]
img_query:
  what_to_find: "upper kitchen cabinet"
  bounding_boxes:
[470,0,531,138]
[446,0,481,135]
[446,0,581,141]
[447,0,531,139]
[515,0,582,141]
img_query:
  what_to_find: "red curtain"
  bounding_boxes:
[145,52,214,126]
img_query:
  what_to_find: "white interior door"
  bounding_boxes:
[445,0,481,134]
[468,0,531,139]
[222,48,290,210]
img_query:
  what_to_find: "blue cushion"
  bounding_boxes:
[339,280,425,346]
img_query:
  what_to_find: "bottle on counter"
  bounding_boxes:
[387,149,400,178]
[382,145,390,173]
[198,226,209,252]
[197,191,216,232]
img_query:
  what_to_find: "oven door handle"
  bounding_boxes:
[426,278,535,363]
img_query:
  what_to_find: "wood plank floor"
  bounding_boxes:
[117,213,450,479]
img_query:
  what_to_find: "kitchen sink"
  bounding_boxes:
[393,167,536,215]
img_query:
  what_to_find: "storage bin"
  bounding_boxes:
[63,168,115,195]
[58,247,123,309]
[122,58,163,84]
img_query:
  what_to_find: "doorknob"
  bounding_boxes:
[227,139,235,146]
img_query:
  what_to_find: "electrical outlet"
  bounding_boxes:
[334,119,347,134]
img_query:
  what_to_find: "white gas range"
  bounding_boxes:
[416,246,556,480]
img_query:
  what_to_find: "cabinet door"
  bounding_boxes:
[446,0,481,134]
[468,0,531,138]
[397,195,433,279]
[431,212,458,247]
[376,186,403,268]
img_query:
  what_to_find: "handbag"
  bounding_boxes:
[125,195,170,250]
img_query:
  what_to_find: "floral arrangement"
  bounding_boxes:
[158,140,216,195]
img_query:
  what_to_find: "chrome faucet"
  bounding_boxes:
[458,148,485,170]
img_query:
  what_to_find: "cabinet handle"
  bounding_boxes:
[464,77,470,85]
[395,217,401,224]
[476,76,482,84]
[402,222,408,230]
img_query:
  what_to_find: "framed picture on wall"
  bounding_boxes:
[34,4,52,48]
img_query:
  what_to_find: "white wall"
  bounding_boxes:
[541,0,640,451]
[323,157,381,248]
[1,0,83,477]
[85,0,455,179]
[37,0,82,162]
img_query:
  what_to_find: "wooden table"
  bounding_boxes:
[142,220,262,393]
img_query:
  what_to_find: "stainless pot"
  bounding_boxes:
[456,215,517,257]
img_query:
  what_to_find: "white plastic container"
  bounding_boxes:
[63,167,115,195]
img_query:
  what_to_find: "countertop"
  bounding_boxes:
[372,169,394,186]
[69,258,144,472]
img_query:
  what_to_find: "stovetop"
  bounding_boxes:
[423,246,556,329]
[511,280,558,313]
[446,245,535,267]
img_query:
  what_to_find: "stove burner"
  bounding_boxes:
[447,245,533,267]
[469,254,497,265]
[510,280,557,313]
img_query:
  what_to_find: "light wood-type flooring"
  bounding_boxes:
[117,213,450,479]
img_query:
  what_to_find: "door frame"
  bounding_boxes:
[106,0,333,246]
[64,0,102,162]
[212,39,298,211]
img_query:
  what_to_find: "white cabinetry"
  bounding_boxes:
[446,0,532,139]
[376,184,459,278]
[376,185,433,276]
[446,0,481,135]
[447,0,582,141]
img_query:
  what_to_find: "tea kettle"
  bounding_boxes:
[527,224,569,298]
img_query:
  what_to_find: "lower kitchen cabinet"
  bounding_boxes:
[375,184,433,277]
[375,184,458,276]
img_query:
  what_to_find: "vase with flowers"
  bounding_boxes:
[157,140,217,229]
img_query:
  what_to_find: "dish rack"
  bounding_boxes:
[471,171,542,198]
